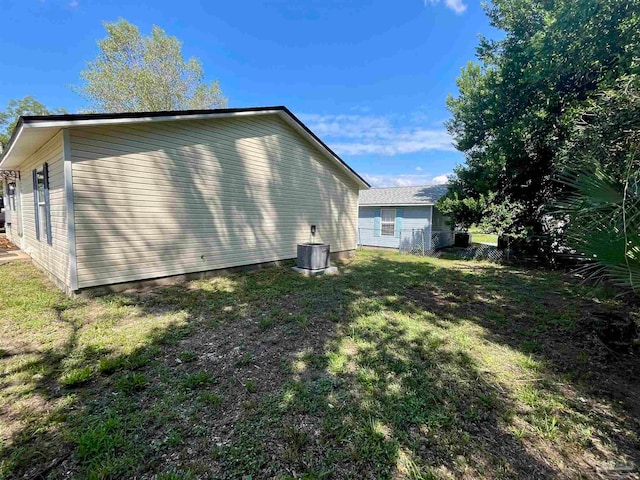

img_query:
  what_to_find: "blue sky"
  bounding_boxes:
[0,0,498,187]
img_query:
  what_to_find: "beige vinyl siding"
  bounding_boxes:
[18,131,70,286]
[70,114,360,288]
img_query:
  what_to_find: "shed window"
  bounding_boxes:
[381,208,396,236]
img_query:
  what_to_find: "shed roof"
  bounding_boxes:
[359,184,449,206]
[0,106,369,189]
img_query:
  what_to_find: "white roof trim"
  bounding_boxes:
[17,109,273,130]
[0,125,25,168]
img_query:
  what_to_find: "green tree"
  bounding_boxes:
[556,156,639,292]
[478,195,528,239]
[437,190,489,230]
[76,19,227,112]
[554,75,640,292]
[0,96,65,149]
[442,0,640,251]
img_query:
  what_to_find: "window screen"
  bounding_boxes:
[381,208,396,236]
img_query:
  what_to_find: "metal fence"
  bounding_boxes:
[357,228,455,256]
[458,244,506,262]
[398,229,455,256]
[357,228,510,262]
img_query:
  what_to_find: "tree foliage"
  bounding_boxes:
[0,96,65,149]
[559,163,639,292]
[442,0,640,247]
[555,76,640,291]
[437,190,489,230]
[438,191,527,238]
[76,19,227,112]
[478,195,528,238]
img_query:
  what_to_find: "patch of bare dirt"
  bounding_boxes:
[131,290,340,477]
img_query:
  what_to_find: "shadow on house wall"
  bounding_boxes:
[69,113,359,289]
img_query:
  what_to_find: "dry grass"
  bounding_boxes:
[0,249,639,479]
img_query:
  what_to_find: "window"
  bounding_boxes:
[381,208,396,236]
[33,164,51,245]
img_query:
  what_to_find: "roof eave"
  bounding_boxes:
[0,119,25,169]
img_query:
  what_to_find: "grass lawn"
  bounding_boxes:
[470,233,498,246]
[468,228,498,246]
[1,250,639,479]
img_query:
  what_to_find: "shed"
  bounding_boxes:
[0,106,369,294]
[358,185,453,251]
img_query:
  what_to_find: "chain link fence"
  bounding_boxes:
[458,244,506,262]
[398,229,455,256]
[357,228,455,257]
[358,227,510,263]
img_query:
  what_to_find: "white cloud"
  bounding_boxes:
[424,0,467,14]
[415,166,423,171]
[432,173,453,184]
[349,105,371,113]
[445,0,467,13]
[68,0,79,7]
[299,113,455,157]
[363,173,452,188]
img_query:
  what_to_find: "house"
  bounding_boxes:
[0,106,369,294]
[358,185,454,251]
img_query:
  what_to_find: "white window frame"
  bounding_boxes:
[380,208,396,236]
